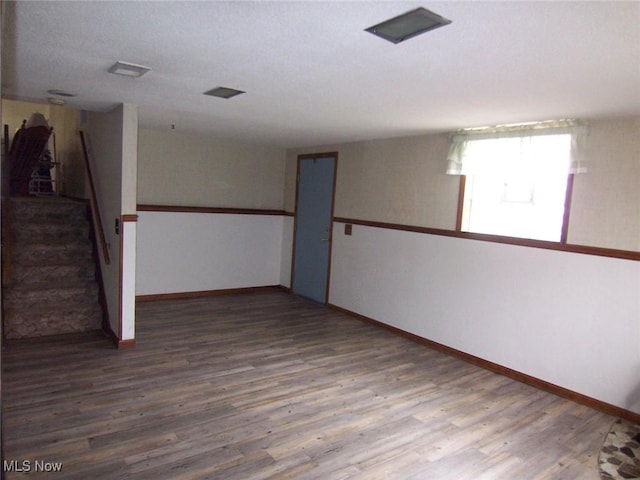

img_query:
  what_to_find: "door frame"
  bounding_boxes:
[290,152,338,304]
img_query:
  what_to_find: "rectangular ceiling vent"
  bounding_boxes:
[365,7,452,44]
[204,87,245,99]
[108,61,151,78]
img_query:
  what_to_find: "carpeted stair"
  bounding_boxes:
[4,196,102,339]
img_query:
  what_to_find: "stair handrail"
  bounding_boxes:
[2,124,13,282]
[79,131,110,265]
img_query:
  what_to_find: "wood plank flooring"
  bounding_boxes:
[2,292,614,479]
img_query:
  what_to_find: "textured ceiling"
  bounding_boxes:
[3,1,640,148]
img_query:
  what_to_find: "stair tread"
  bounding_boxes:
[11,252,93,263]
[5,302,101,314]
[5,196,103,339]
[13,238,91,246]
[5,281,98,293]
[5,302,100,314]
[10,210,87,222]
[13,226,89,237]
[4,282,99,302]
[9,267,94,279]
[8,197,87,209]
[9,196,86,203]
[12,261,94,269]
[5,300,99,310]
[12,222,90,233]
[10,256,94,266]
[12,240,92,251]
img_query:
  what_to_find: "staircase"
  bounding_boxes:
[3,196,103,339]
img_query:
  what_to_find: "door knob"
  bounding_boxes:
[320,237,330,243]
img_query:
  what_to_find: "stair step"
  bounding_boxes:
[4,283,99,310]
[9,215,88,231]
[11,241,93,266]
[4,304,102,339]
[12,222,90,242]
[4,195,104,340]
[9,197,87,221]
[8,263,95,286]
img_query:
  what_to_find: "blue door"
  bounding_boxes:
[292,155,336,303]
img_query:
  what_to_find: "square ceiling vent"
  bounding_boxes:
[365,7,452,44]
[204,87,245,99]
[108,61,151,78]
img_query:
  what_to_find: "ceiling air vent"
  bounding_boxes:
[365,7,451,44]
[204,87,245,99]
[108,61,151,78]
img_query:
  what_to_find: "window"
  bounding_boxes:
[447,121,586,242]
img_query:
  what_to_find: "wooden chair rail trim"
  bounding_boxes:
[328,303,640,424]
[79,131,110,265]
[333,217,640,262]
[137,204,286,216]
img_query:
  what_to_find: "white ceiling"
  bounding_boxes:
[3,1,639,148]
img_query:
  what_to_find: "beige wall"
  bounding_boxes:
[286,116,640,252]
[1,99,86,198]
[137,129,286,210]
[569,117,640,251]
[285,134,459,229]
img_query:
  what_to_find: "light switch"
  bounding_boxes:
[345,224,352,236]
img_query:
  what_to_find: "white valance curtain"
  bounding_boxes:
[446,119,588,175]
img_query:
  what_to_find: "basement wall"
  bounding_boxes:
[136,212,284,296]
[135,129,287,295]
[285,116,640,415]
[137,129,285,209]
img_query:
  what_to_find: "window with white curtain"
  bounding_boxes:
[447,120,587,242]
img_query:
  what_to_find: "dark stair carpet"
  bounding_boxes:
[4,196,102,339]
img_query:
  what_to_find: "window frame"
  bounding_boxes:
[455,172,575,245]
[449,124,580,245]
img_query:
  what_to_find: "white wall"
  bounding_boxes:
[86,104,137,340]
[120,105,138,341]
[121,219,136,340]
[136,211,284,296]
[329,222,640,414]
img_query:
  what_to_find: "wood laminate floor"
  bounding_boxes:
[2,292,613,479]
